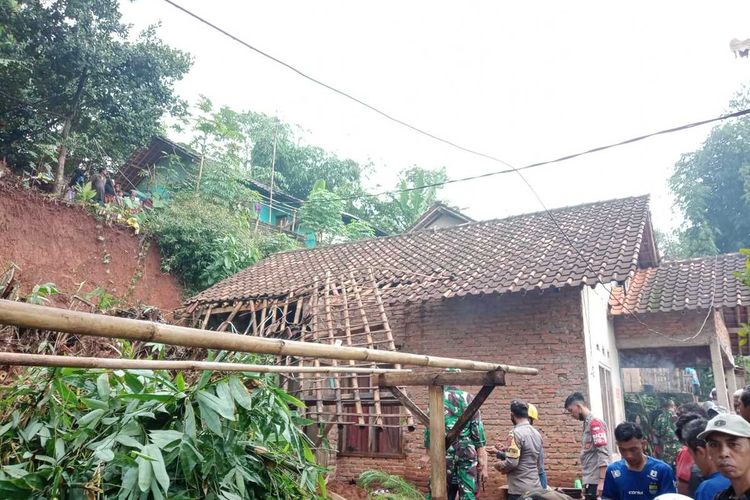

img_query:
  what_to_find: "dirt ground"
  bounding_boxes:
[0,179,183,312]
[327,481,370,499]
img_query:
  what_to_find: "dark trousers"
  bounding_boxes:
[508,495,522,500]
[584,483,598,500]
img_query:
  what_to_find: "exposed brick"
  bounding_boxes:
[330,288,589,490]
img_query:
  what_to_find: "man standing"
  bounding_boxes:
[495,400,543,500]
[685,367,701,402]
[601,422,676,500]
[653,400,680,466]
[424,381,488,499]
[565,392,611,500]
[699,414,750,500]
[683,417,731,500]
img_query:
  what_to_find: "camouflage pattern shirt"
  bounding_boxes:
[653,410,679,466]
[424,385,487,451]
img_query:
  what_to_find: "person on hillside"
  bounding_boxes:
[92,167,108,205]
[528,403,549,489]
[65,164,87,201]
[104,172,116,204]
[682,417,731,500]
[699,414,750,500]
[424,371,488,500]
[653,399,680,466]
[495,400,543,500]
[601,422,676,500]
[565,392,611,500]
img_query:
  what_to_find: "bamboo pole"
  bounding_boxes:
[349,271,383,426]
[0,300,538,374]
[0,352,412,373]
[341,277,365,425]
[323,273,344,423]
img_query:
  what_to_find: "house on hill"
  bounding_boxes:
[115,136,380,248]
[185,195,750,490]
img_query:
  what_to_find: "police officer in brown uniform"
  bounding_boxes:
[496,400,543,500]
[565,392,611,500]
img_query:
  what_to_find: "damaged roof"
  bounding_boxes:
[189,195,653,306]
[611,253,750,314]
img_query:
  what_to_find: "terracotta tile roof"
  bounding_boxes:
[188,195,652,305]
[611,253,750,314]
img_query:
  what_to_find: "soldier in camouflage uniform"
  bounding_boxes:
[425,381,488,499]
[653,399,680,466]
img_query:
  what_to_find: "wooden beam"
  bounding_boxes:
[444,385,495,449]
[0,300,537,373]
[375,369,506,387]
[429,385,447,500]
[0,352,413,373]
[388,386,429,428]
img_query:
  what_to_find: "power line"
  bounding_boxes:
[159,0,750,205]
[327,107,750,203]
[162,0,734,341]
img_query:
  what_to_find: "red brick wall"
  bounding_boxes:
[332,288,588,491]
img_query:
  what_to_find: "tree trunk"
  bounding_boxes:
[53,71,88,196]
[53,117,72,195]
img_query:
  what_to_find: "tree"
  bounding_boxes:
[668,89,750,257]
[0,0,191,194]
[351,166,448,234]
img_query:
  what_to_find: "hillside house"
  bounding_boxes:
[116,136,380,248]
[185,195,750,491]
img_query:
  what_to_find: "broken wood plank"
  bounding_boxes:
[376,369,505,387]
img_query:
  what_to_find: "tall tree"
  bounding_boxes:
[668,91,750,256]
[351,166,448,234]
[0,0,191,194]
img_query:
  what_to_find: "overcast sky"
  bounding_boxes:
[121,1,750,232]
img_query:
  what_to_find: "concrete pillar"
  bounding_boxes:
[710,338,730,409]
[726,367,738,409]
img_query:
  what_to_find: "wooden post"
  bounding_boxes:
[710,335,730,409]
[429,385,447,500]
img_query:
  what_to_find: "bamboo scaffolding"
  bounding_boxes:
[369,268,415,429]
[0,352,412,373]
[323,273,344,423]
[350,271,383,426]
[0,299,538,373]
[340,279,365,425]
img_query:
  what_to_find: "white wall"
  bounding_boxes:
[581,285,626,431]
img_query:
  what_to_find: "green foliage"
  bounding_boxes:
[0,360,326,499]
[0,0,191,193]
[351,166,448,235]
[145,194,259,293]
[668,88,750,257]
[24,282,59,305]
[358,470,424,500]
[300,180,345,244]
[74,181,97,204]
[84,287,119,312]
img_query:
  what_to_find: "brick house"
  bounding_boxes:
[187,195,750,491]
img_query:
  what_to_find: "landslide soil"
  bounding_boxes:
[0,179,183,311]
